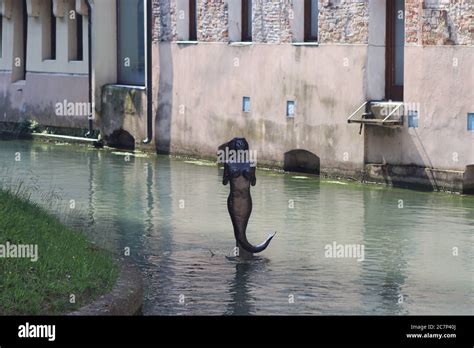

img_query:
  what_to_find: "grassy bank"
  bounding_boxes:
[0,189,118,315]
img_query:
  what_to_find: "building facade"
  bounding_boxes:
[0,0,473,192]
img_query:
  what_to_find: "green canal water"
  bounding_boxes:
[1,140,473,315]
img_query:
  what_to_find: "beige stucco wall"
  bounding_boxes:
[0,71,89,127]
[153,42,368,173]
[366,45,474,171]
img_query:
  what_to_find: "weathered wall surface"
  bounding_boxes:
[151,0,372,175]
[366,45,474,170]
[318,0,369,44]
[252,0,292,43]
[0,72,89,128]
[198,0,228,42]
[406,0,473,46]
[367,0,474,171]
[153,43,368,174]
[101,85,147,145]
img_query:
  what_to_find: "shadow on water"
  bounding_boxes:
[360,189,410,315]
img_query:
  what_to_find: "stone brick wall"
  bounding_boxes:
[406,0,423,44]
[151,0,474,46]
[252,0,292,43]
[318,0,369,44]
[406,0,473,45]
[152,0,370,44]
[152,0,177,42]
[197,0,229,42]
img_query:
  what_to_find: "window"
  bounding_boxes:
[241,0,252,42]
[76,13,83,61]
[243,97,251,113]
[408,111,419,128]
[189,0,197,41]
[0,14,3,58]
[468,113,474,131]
[68,0,83,61]
[304,0,318,42]
[287,101,295,118]
[12,0,28,82]
[22,0,28,76]
[51,3,57,60]
[43,1,56,60]
[117,0,145,85]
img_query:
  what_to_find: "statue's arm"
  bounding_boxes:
[223,164,230,185]
[250,167,257,186]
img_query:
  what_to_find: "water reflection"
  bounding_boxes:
[0,140,473,315]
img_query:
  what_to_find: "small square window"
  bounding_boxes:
[287,101,295,118]
[468,113,474,131]
[243,97,251,113]
[408,110,419,128]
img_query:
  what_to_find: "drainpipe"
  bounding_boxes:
[143,0,153,144]
[85,0,94,137]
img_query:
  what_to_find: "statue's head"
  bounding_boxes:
[218,137,250,155]
[229,137,249,151]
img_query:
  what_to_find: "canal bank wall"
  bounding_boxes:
[1,124,472,195]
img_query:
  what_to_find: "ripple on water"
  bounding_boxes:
[1,140,473,315]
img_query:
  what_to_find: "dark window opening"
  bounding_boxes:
[76,14,83,61]
[242,0,252,42]
[20,0,28,80]
[304,0,318,42]
[50,1,56,59]
[189,0,197,41]
[0,15,3,58]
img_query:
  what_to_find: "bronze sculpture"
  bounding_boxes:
[219,138,276,258]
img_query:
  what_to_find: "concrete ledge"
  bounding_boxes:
[364,164,468,193]
[69,259,143,316]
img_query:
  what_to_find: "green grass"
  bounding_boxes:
[0,189,119,315]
